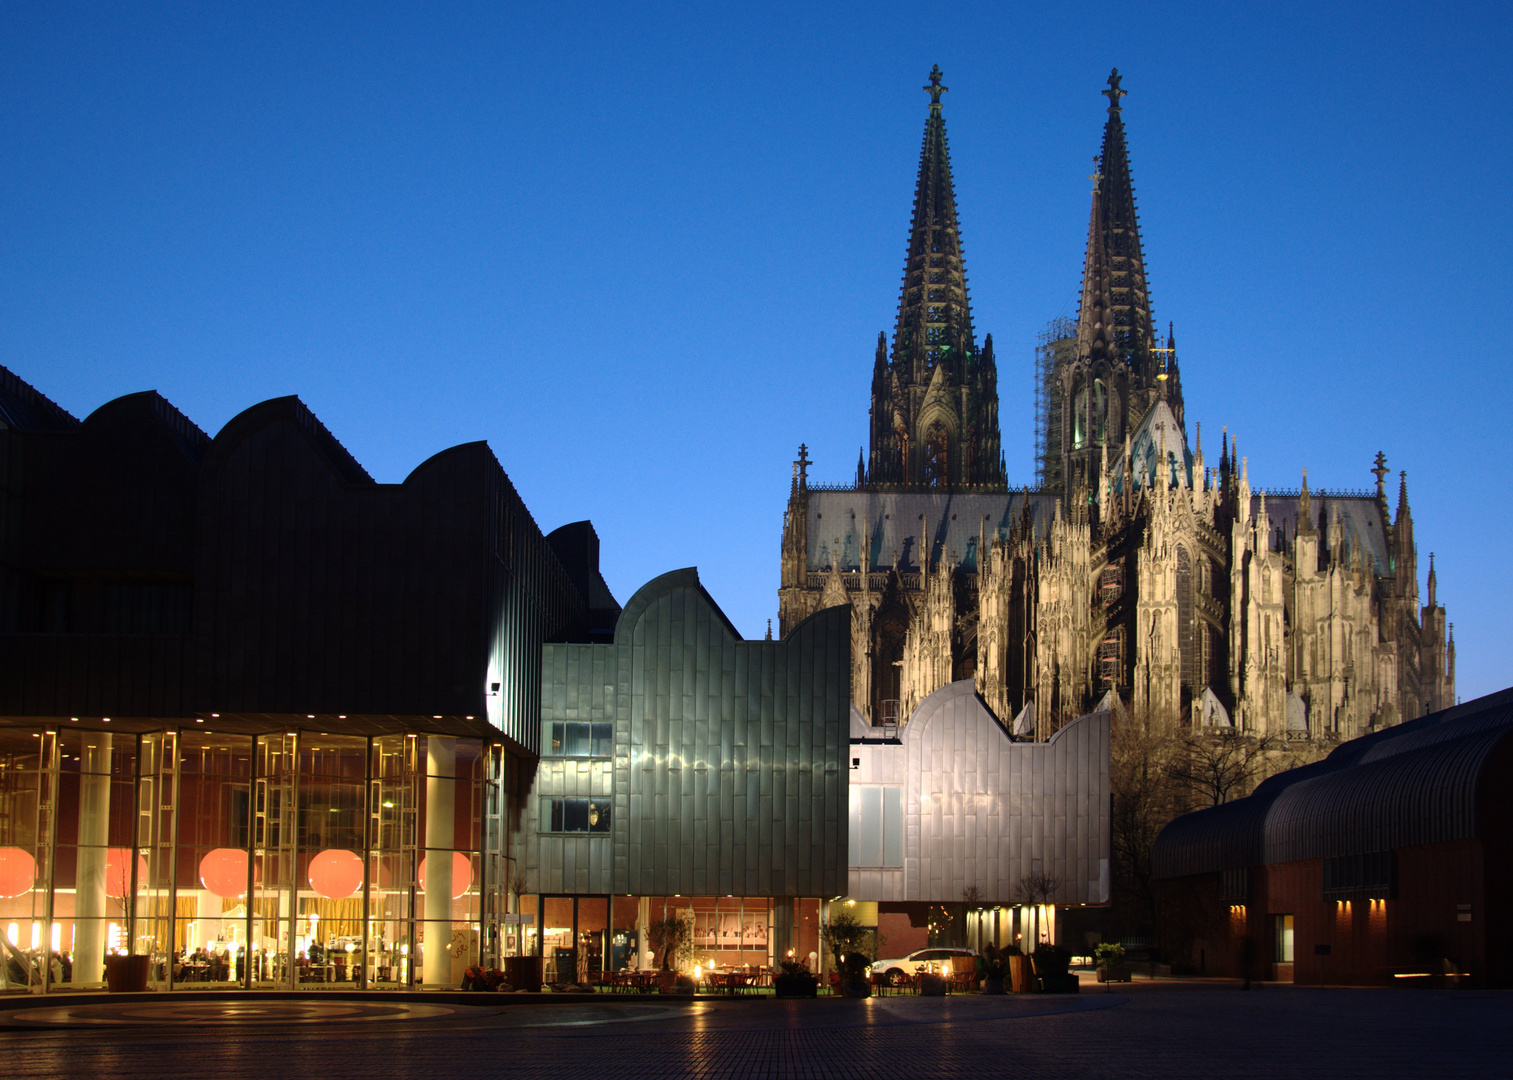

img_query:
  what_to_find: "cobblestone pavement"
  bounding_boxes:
[3,983,1509,1079]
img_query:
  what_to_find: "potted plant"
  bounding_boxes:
[820,908,883,996]
[773,958,819,998]
[1094,942,1129,985]
[979,943,1008,995]
[837,952,873,998]
[647,913,693,993]
[1032,944,1078,993]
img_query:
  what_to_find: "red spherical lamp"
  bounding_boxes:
[104,848,149,897]
[0,847,35,899]
[199,847,250,896]
[308,848,364,899]
[417,851,473,899]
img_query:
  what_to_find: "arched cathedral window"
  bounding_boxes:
[1177,546,1199,695]
[1073,385,1088,449]
[1093,379,1107,445]
[924,424,949,488]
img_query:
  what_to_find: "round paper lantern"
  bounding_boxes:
[308,848,364,899]
[0,847,35,898]
[417,851,473,898]
[104,848,149,897]
[199,847,250,896]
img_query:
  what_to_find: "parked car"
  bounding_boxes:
[870,948,979,986]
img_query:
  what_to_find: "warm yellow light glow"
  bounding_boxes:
[693,965,701,979]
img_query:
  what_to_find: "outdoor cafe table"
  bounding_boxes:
[709,972,750,996]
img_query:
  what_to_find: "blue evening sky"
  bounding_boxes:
[3,2,1508,698]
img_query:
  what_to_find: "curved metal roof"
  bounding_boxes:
[1154,687,1513,880]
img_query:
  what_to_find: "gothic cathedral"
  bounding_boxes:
[779,67,1454,744]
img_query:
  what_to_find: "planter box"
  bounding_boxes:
[839,978,872,998]
[503,956,544,992]
[1096,963,1132,983]
[918,973,948,997]
[773,975,819,998]
[104,954,151,993]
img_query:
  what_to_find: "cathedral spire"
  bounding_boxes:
[866,69,1002,490]
[891,65,975,381]
[1074,69,1181,428]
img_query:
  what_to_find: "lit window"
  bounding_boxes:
[1273,914,1294,963]
[540,797,611,834]
[544,722,613,758]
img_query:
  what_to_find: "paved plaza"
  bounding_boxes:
[2,981,1509,1079]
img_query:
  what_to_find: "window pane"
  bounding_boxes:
[588,800,611,833]
[860,787,883,868]
[564,798,589,832]
[848,784,861,867]
[544,797,562,832]
[591,723,613,757]
[1274,914,1294,963]
[565,723,590,757]
[550,723,564,756]
[883,786,903,867]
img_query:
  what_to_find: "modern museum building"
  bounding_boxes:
[0,365,1109,994]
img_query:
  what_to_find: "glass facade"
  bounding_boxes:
[0,725,504,994]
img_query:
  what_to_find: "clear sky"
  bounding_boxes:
[3,2,1508,698]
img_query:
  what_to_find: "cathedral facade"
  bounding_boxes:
[779,68,1454,746]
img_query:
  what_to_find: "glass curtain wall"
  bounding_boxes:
[0,724,497,995]
[0,729,49,991]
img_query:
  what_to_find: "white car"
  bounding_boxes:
[870,947,978,986]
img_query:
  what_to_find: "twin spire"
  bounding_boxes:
[866,66,1002,489]
[1074,69,1182,429]
[890,64,977,383]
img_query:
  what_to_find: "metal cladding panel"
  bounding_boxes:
[1262,727,1511,865]
[1154,687,1513,880]
[531,568,847,899]
[847,680,1109,905]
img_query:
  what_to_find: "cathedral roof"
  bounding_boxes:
[1107,399,1189,494]
[1252,493,1391,577]
[805,489,1059,573]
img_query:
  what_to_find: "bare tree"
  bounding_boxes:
[1170,730,1280,807]
[1015,871,1062,906]
[508,869,530,903]
[1108,706,1185,933]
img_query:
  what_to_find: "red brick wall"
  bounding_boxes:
[1159,838,1501,987]
[877,904,928,958]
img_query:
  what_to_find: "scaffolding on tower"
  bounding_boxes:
[1035,315,1077,491]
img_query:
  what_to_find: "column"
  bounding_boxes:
[422,737,455,987]
[72,734,110,985]
[771,898,794,966]
[637,896,650,969]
